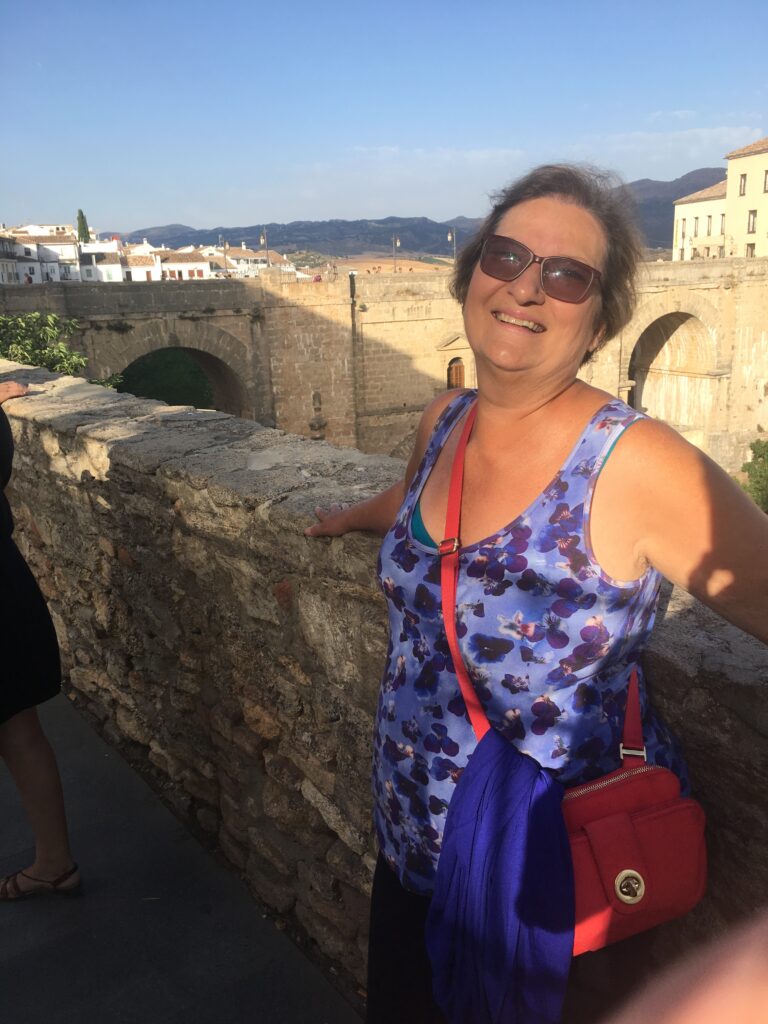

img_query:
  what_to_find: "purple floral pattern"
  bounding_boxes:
[373,391,689,894]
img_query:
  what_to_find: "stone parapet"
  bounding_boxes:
[1,359,766,994]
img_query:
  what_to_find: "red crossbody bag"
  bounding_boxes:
[438,401,707,955]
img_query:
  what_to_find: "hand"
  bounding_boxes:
[0,382,29,405]
[304,504,351,537]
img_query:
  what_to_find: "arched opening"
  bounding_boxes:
[117,347,248,416]
[447,357,465,389]
[628,312,717,446]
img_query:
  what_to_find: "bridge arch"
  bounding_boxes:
[89,318,254,418]
[627,310,720,448]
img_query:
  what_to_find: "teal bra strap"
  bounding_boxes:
[412,498,437,549]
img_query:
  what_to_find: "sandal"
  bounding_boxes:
[0,863,82,901]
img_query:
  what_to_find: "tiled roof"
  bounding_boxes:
[725,136,768,159]
[125,254,156,267]
[159,251,210,264]
[12,234,77,245]
[228,247,262,260]
[674,180,727,205]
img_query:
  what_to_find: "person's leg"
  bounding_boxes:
[0,706,78,897]
[366,854,446,1024]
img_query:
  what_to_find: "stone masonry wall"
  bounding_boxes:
[2,359,768,999]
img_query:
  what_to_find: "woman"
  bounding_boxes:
[0,380,80,900]
[306,165,768,1021]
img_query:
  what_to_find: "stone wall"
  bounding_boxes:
[2,359,768,1000]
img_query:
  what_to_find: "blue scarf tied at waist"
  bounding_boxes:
[425,728,575,1023]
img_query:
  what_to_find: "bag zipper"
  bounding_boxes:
[562,764,658,801]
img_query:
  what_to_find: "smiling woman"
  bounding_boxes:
[305,164,768,1024]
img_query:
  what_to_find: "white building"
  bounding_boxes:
[158,250,217,280]
[673,136,768,260]
[124,253,163,282]
[0,234,20,284]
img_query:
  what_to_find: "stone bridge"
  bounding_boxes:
[2,258,767,470]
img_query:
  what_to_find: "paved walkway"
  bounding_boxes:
[0,696,362,1024]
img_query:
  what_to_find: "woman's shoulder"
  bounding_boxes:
[405,389,474,484]
[421,388,474,431]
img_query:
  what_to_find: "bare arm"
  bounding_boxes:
[0,382,28,404]
[305,389,467,538]
[606,419,768,644]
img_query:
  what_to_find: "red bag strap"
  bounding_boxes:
[438,399,645,764]
[438,401,490,741]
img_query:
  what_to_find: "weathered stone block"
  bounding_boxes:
[300,779,367,855]
[241,698,281,740]
[245,853,297,914]
[326,839,375,896]
[246,823,308,878]
[115,704,151,746]
[181,771,219,806]
[218,828,248,870]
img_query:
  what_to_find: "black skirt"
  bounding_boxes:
[0,535,61,725]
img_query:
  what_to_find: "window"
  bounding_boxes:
[681,218,686,238]
[447,357,465,390]
[706,215,712,235]
[764,169,768,192]
[746,243,755,257]
[679,248,685,261]
[739,174,747,196]
[747,210,757,233]
[693,217,699,236]
[718,246,725,257]
[704,247,710,257]
[720,213,726,234]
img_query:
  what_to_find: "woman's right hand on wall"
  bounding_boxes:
[304,505,353,537]
[0,382,29,405]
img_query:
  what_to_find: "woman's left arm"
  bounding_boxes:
[0,382,28,405]
[620,419,768,644]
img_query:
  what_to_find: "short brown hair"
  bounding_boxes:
[451,164,643,349]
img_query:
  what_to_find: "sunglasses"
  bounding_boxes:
[479,234,602,303]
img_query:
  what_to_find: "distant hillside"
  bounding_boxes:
[117,167,726,255]
[629,168,725,247]
[118,217,481,256]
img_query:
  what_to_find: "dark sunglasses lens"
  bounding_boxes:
[481,237,531,281]
[542,258,594,302]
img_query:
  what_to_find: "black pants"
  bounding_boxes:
[366,853,654,1024]
[366,854,447,1024]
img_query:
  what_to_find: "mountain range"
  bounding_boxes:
[117,168,726,255]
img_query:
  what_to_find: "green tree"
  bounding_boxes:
[76,209,90,243]
[742,440,768,514]
[0,313,87,375]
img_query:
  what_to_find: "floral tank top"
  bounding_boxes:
[373,391,689,895]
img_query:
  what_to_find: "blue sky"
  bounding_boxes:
[3,0,766,233]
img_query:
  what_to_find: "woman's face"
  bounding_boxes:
[462,196,607,391]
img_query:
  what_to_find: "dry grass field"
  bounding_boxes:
[333,254,454,275]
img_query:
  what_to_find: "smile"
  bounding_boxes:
[492,312,545,333]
